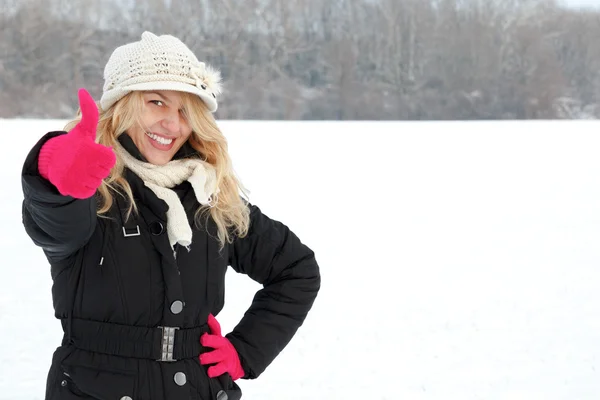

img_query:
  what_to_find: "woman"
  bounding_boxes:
[21,31,320,400]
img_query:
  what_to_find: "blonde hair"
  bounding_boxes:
[64,91,250,248]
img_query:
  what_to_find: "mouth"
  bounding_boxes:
[145,132,176,150]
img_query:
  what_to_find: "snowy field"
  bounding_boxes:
[1,118,599,400]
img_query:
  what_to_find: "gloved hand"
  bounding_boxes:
[38,88,116,199]
[199,314,245,381]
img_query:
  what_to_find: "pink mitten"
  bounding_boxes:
[199,314,245,381]
[38,88,116,199]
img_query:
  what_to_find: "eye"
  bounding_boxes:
[149,100,164,107]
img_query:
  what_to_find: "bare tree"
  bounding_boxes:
[1,0,599,119]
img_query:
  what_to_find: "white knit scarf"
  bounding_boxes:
[115,143,219,250]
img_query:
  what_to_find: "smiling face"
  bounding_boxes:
[125,90,193,165]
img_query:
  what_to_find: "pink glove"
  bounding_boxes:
[199,314,245,381]
[38,88,116,199]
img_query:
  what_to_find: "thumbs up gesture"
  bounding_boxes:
[38,88,116,199]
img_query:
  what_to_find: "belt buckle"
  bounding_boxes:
[157,326,179,362]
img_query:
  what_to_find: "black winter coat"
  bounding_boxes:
[21,132,321,400]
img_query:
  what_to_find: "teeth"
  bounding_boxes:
[146,132,173,145]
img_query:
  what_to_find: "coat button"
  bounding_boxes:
[170,300,183,314]
[174,372,187,386]
[216,390,228,400]
[120,397,133,400]
[149,221,164,235]
[60,380,67,387]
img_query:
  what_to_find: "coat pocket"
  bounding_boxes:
[209,373,242,400]
[189,360,242,400]
[59,363,136,400]
[57,371,93,398]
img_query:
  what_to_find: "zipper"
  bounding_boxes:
[173,244,182,276]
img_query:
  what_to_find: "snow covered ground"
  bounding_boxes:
[1,118,599,399]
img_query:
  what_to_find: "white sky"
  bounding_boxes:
[563,0,600,8]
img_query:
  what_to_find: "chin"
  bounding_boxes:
[141,150,172,165]
[148,156,172,166]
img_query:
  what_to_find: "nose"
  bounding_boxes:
[161,111,181,133]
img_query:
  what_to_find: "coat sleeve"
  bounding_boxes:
[226,203,321,379]
[21,131,97,263]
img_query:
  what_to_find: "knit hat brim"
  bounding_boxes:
[100,80,218,113]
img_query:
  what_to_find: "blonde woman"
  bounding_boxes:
[21,32,320,400]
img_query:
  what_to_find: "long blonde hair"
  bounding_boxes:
[64,91,250,248]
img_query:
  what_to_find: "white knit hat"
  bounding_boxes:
[100,31,222,112]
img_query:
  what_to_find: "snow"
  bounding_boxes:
[1,118,599,399]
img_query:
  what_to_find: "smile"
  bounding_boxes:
[145,132,173,145]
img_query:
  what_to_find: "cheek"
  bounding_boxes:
[140,108,163,127]
[181,123,193,140]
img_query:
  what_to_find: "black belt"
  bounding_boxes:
[63,318,211,362]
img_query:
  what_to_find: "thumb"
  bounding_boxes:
[207,314,222,337]
[75,88,99,139]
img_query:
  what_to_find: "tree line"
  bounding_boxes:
[1,0,599,120]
